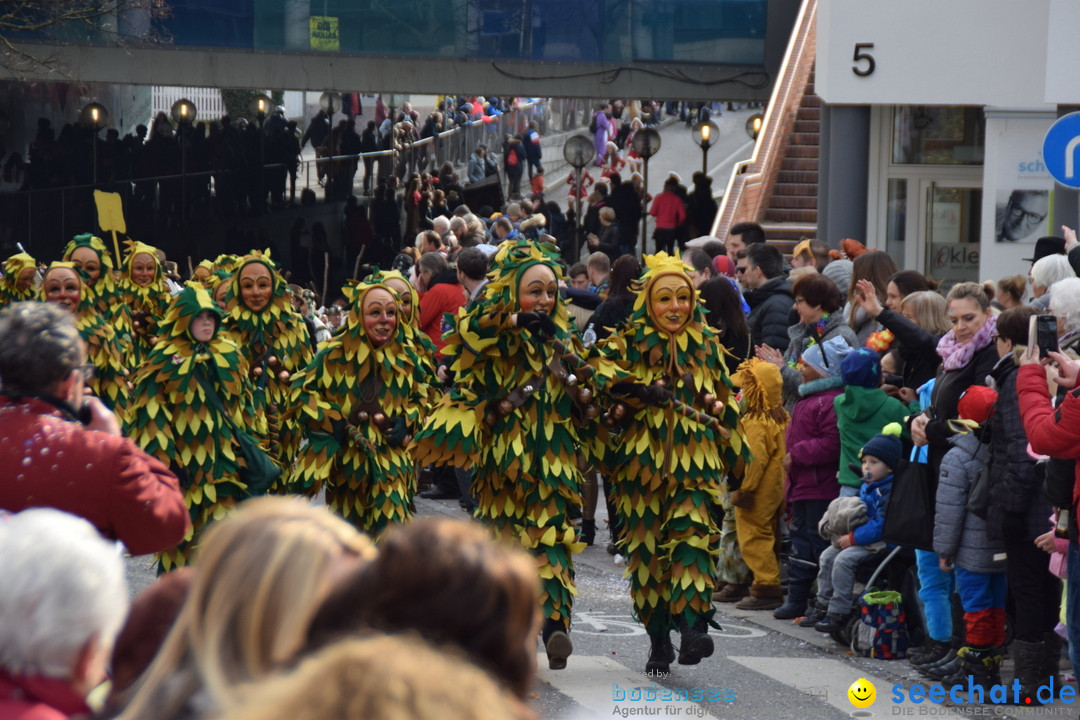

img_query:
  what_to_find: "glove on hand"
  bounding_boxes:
[516,312,557,338]
[384,416,408,447]
[612,382,674,406]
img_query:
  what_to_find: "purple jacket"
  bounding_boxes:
[785,377,843,502]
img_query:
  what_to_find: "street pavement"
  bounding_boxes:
[124,491,1075,720]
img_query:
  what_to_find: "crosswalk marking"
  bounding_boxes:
[536,654,725,719]
[727,656,968,718]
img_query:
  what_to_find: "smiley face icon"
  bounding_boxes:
[847,678,876,708]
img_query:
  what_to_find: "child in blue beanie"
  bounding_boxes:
[833,347,914,497]
[812,424,902,633]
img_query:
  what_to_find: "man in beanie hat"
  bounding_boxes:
[833,347,914,496]
[931,385,1008,693]
[811,423,901,633]
[779,336,852,621]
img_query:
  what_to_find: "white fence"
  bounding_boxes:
[151,87,227,125]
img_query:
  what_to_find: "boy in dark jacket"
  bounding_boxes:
[812,425,900,633]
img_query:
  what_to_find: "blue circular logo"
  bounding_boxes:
[1043,112,1080,189]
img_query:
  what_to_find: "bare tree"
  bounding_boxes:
[0,0,171,77]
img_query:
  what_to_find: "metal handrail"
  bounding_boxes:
[711,0,817,241]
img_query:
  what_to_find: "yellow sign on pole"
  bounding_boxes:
[310,16,340,51]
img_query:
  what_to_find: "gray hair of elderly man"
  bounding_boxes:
[0,301,84,396]
[1030,254,1075,293]
[0,508,128,679]
[1050,276,1080,332]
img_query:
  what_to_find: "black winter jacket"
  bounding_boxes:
[745,276,794,352]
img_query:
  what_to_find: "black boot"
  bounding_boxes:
[645,629,676,676]
[773,582,809,620]
[541,618,573,670]
[1042,632,1062,689]
[941,646,1002,692]
[579,518,596,546]
[797,598,828,628]
[908,639,950,669]
[1011,638,1045,705]
[919,648,961,680]
[676,616,714,665]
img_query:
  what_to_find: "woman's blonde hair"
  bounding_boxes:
[221,636,536,720]
[946,281,991,312]
[900,291,950,336]
[116,497,375,720]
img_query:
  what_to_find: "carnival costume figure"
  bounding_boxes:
[124,285,264,572]
[284,279,430,536]
[411,239,598,671]
[589,252,746,675]
[0,253,38,307]
[63,234,133,349]
[223,250,313,468]
[39,262,128,409]
[119,240,172,365]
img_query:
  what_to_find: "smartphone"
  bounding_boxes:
[1030,315,1059,358]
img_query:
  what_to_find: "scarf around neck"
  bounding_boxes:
[936,313,996,372]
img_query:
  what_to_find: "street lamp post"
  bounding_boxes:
[250,94,272,211]
[320,91,342,202]
[631,127,662,257]
[562,134,594,262]
[171,98,197,225]
[80,102,109,187]
[691,119,719,176]
[745,113,764,141]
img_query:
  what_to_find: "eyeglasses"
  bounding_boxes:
[736,266,748,275]
[1008,199,1047,225]
[990,334,1000,342]
[78,364,95,381]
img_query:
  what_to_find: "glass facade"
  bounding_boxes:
[19,0,769,66]
[891,106,985,165]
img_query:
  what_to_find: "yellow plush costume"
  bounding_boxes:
[729,357,789,607]
[589,252,746,674]
[118,240,172,366]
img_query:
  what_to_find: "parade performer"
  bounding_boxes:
[224,250,313,466]
[124,285,265,572]
[0,252,37,307]
[284,278,430,536]
[589,252,746,675]
[119,240,172,364]
[411,239,596,671]
[38,262,128,409]
[63,233,132,346]
[375,268,439,369]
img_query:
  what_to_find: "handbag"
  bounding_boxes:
[881,451,936,551]
[195,370,281,497]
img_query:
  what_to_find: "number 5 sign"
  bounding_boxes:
[1043,112,1080,189]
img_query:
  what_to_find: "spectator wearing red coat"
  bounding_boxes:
[416,252,465,357]
[649,177,686,255]
[0,302,189,556]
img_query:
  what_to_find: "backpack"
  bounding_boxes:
[589,113,598,134]
[852,590,908,659]
[507,148,519,167]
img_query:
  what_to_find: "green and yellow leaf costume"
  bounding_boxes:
[62,233,134,356]
[123,284,264,572]
[39,262,129,410]
[411,239,593,631]
[283,279,431,537]
[223,250,314,467]
[589,252,748,635]
[0,253,38,307]
[118,240,172,366]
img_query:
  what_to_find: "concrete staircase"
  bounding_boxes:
[760,69,819,257]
